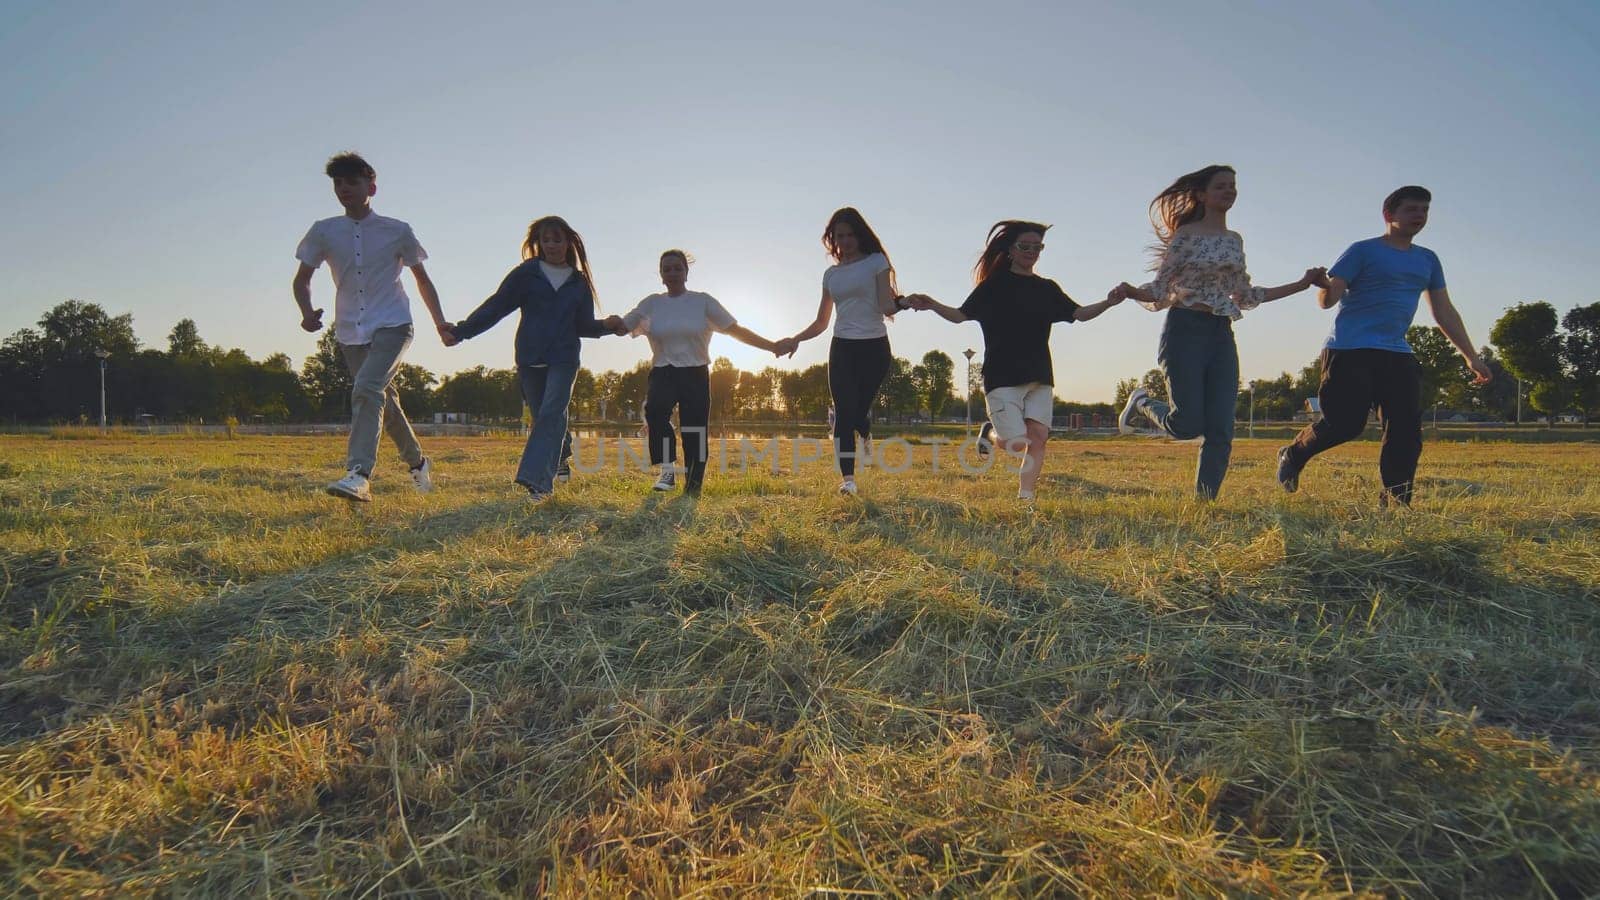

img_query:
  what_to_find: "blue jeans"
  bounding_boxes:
[516,364,578,492]
[1140,308,1240,499]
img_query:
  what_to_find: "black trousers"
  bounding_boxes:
[644,364,711,489]
[828,336,891,477]
[1286,348,1424,504]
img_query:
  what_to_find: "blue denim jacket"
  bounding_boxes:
[452,259,606,366]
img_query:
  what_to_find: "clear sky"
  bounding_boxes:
[3,0,1597,402]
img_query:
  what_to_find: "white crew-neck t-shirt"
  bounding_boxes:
[823,252,891,340]
[621,291,738,367]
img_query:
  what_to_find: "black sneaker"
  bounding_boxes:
[1276,446,1303,493]
[555,461,571,484]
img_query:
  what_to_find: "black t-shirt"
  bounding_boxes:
[959,268,1080,391]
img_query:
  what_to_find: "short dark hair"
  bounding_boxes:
[325,152,375,180]
[1383,185,1431,217]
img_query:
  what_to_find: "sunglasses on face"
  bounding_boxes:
[1013,242,1044,253]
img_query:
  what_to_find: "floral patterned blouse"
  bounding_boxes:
[1138,230,1266,321]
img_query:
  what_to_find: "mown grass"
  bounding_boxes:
[1,433,1596,897]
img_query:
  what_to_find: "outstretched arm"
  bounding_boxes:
[452,266,527,341]
[1425,287,1492,384]
[1255,268,1327,303]
[409,264,457,345]
[790,290,834,342]
[1072,291,1126,322]
[906,294,970,323]
[723,323,779,353]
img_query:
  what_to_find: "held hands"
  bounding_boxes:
[1303,267,1330,290]
[1465,354,1493,385]
[1115,282,1150,304]
[904,293,934,311]
[437,321,460,347]
[300,308,324,333]
[602,315,627,336]
[773,336,798,358]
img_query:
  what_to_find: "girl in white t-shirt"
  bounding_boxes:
[779,207,906,496]
[620,250,783,494]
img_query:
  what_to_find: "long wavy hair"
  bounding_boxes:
[974,220,1050,284]
[822,207,899,295]
[1149,164,1235,246]
[522,215,599,308]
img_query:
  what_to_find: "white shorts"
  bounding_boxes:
[985,382,1053,443]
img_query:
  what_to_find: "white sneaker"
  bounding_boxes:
[838,479,859,496]
[327,467,372,502]
[556,461,571,484]
[1118,388,1150,435]
[652,469,676,491]
[409,458,433,493]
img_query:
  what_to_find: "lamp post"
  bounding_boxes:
[962,348,975,434]
[1248,383,1255,439]
[95,348,110,430]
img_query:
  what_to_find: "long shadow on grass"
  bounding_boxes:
[0,488,696,741]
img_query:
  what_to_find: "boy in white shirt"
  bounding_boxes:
[292,152,455,502]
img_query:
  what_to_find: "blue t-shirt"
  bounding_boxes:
[1324,237,1445,353]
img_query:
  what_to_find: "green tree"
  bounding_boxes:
[1490,302,1566,424]
[393,364,438,418]
[1563,303,1600,423]
[168,318,207,357]
[570,367,598,419]
[436,366,521,420]
[300,330,352,419]
[709,357,738,422]
[878,356,919,423]
[919,350,956,421]
[1408,325,1466,410]
[1139,369,1169,403]
[1113,377,1139,408]
[38,299,139,361]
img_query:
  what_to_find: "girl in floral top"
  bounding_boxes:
[1114,164,1326,499]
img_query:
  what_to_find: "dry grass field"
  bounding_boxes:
[2,433,1597,896]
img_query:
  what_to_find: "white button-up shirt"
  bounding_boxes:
[295,212,427,345]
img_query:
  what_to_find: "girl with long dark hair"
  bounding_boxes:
[778,207,907,496]
[906,221,1126,501]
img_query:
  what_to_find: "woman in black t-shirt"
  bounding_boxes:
[907,220,1125,501]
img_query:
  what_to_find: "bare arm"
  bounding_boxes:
[292,263,322,332]
[1256,268,1326,303]
[409,264,457,345]
[723,323,778,353]
[1072,293,1126,322]
[1317,276,1348,310]
[905,294,970,323]
[1425,287,1492,384]
[789,290,835,344]
[873,269,900,317]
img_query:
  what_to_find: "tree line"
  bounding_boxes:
[5,299,1592,426]
[0,301,1002,425]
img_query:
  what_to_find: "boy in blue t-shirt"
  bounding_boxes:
[1276,186,1491,506]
